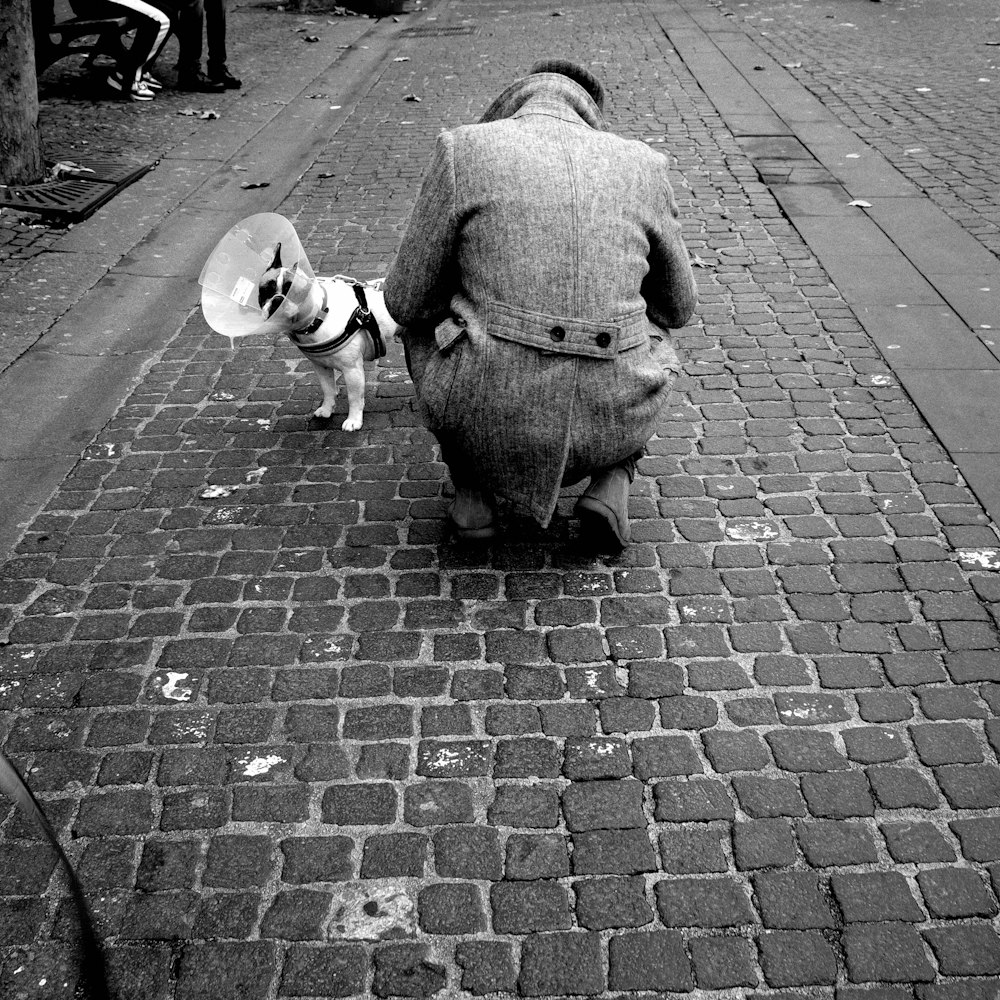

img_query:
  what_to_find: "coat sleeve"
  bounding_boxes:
[383,130,459,328]
[642,158,698,332]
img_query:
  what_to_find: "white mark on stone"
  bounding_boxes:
[200,485,236,498]
[241,754,284,777]
[328,883,416,941]
[726,520,779,541]
[207,506,249,523]
[161,672,194,702]
[245,467,267,482]
[957,549,1000,571]
[779,705,817,720]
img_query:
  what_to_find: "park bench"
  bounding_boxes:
[32,1,134,74]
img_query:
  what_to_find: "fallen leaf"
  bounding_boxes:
[304,35,320,42]
[845,153,861,158]
[307,93,327,99]
[691,254,713,268]
[318,172,336,178]
[232,165,248,171]
[783,61,802,68]
[848,199,872,207]
[177,108,198,116]
[329,105,342,110]
[915,86,931,92]
[404,93,422,101]
[753,64,765,70]
[200,110,219,119]
[50,160,95,180]
[393,56,410,62]
[240,181,270,189]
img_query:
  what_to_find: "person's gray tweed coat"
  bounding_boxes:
[383,70,698,526]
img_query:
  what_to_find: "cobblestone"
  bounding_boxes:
[2,0,1000,995]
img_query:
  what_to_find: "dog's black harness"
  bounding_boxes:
[290,282,387,359]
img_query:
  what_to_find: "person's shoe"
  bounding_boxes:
[448,488,497,541]
[107,71,154,101]
[575,462,634,548]
[140,71,163,91]
[176,70,226,92]
[209,67,242,89]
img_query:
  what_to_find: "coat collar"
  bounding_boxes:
[477,74,607,131]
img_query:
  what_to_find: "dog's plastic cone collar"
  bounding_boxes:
[199,213,322,339]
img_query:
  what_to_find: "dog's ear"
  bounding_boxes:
[267,242,283,271]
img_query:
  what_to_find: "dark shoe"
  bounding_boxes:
[176,70,226,92]
[209,67,242,89]
[576,462,634,548]
[449,488,497,541]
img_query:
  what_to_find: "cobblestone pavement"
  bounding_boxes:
[705,0,1000,261]
[2,0,1000,997]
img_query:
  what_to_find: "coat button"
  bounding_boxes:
[595,331,612,348]
[549,325,566,342]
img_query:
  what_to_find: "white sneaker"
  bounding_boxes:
[107,71,154,101]
[140,72,163,91]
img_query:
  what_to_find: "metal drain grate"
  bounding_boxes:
[400,24,475,37]
[0,157,153,222]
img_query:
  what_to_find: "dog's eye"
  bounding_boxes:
[261,293,285,318]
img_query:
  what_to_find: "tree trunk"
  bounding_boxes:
[0,0,45,186]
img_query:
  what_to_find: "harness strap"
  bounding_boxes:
[351,283,387,359]
[288,281,387,359]
[302,283,329,336]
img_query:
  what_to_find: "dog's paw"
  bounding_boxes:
[341,415,363,431]
[314,405,335,419]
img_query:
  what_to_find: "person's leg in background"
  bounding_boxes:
[205,0,240,88]
[82,0,171,101]
[157,0,224,91]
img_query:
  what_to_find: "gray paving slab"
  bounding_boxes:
[895,370,1000,454]
[53,160,222,257]
[854,304,1000,371]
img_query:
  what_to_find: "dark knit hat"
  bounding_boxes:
[529,59,605,111]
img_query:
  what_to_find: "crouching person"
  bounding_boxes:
[383,60,697,548]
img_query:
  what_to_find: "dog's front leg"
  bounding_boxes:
[341,363,367,431]
[312,364,339,419]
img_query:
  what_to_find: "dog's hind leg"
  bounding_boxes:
[312,365,339,419]
[341,364,367,431]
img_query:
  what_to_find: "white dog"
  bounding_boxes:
[258,253,400,430]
